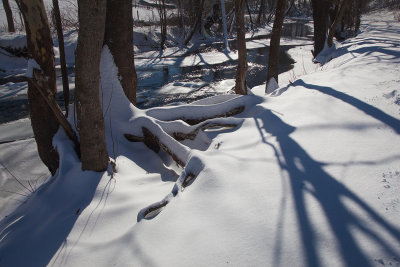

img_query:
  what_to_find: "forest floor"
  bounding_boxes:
[1,9,400,267]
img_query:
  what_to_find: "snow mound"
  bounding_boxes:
[314,40,337,64]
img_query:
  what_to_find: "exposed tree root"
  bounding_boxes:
[173,122,238,141]
[137,172,197,222]
[181,106,245,125]
[145,96,246,123]
[124,99,247,222]
[124,101,245,168]
[181,172,196,189]
[139,199,170,221]
[142,126,186,167]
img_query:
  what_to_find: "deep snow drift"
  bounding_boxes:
[1,9,400,267]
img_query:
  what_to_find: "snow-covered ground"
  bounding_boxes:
[1,9,400,267]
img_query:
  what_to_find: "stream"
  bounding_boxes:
[0,21,312,124]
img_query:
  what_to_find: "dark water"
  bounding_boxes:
[0,21,311,123]
[136,21,311,108]
[281,21,312,39]
[136,45,297,108]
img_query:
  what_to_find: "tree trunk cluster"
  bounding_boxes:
[312,0,369,58]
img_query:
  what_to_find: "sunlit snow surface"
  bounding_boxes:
[1,10,400,267]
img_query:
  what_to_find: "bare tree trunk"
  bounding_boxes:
[2,0,15,32]
[75,0,109,172]
[311,0,330,57]
[303,0,308,9]
[287,0,296,14]
[104,0,137,105]
[354,0,362,35]
[246,0,254,30]
[177,0,185,38]
[266,0,286,86]
[157,0,167,49]
[234,0,247,95]
[221,0,229,52]
[184,0,205,45]
[327,0,348,47]
[52,0,70,116]
[18,0,59,175]
[18,8,24,30]
[257,0,266,24]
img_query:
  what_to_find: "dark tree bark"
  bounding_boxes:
[52,0,70,116]
[75,0,109,171]
[354,0,362,35]
[28,70,80,158]
[286,0,296,15]
[327,0,348,47]
[311,0,330,57]
[257,0,266,24]
[157,0,167,49]
[234,0,247,95]
[266,0,286,85]
[221,0,229,51]
[104,0,137,105]
[2,0,15,32]
[246,0,254,30]
[177,0,185,38]
[18,0,59,175]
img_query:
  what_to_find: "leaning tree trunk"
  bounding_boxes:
[311,0,330,57]
[104,0,137,105]
[75,0,109,171]
[18,0,59,175]
[234,0,247,95]
[266,0,286,86]
[52,0,70,116]
[2,0,15,32]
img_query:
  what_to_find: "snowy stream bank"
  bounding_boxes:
[0,10,400,267]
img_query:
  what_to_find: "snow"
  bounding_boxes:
[0,138,50,218]
[1,9,400,267]
[25,59,40,78]
[0,118,32,143]
[266,77,279,94]
[0,32,26,50]
[314,40,338,64]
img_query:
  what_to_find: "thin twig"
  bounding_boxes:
[0,189,29,197]
[0,162,32,193]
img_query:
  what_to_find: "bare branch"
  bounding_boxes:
[28,70,80,158]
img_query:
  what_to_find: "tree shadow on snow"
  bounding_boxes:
[254,106,400,266]
[0,163,103,266]
[295,79,400,134]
